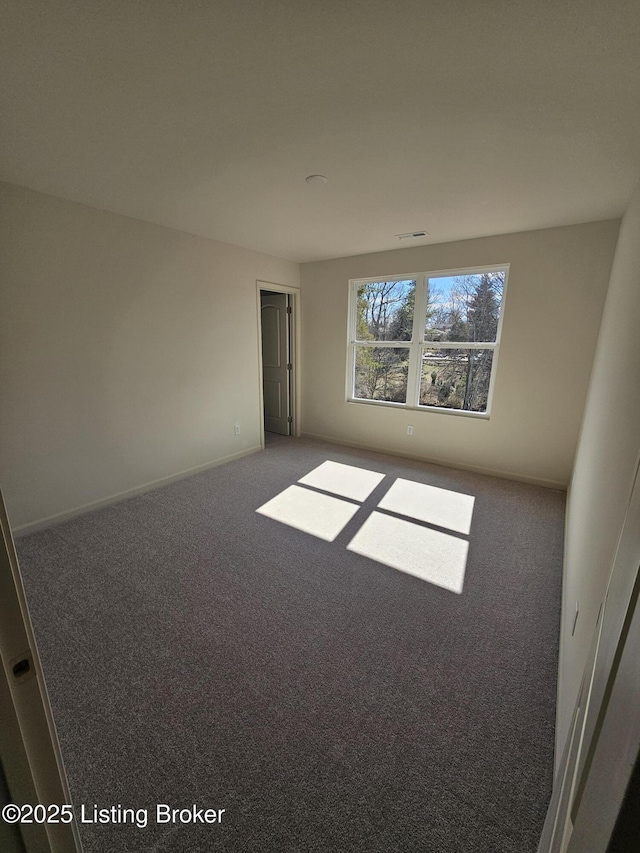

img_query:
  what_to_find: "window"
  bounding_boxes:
[347,266,508,416]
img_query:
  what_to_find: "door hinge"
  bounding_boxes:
[286,306,292,314]
[287,363,292,370]
[287,416,293,423]
[11,650,36,685]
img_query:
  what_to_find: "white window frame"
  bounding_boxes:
[346,264,509,419]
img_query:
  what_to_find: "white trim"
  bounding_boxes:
[1,492,82,851]
[353,340,497,349]
[421,341,498,350]
[408,274,429,404]
[350,263,510,287]
[351,340,415,349]
[11,446,262,537]
[256,280,301,448]
[347,399,490,419]
[351,271,423,286]
[301,431,567,491]
[351,263,511,286]
[348,398,407,410]
[345,279,357,403]
[346,265,510,417]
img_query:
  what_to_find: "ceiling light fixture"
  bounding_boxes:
[396,230,429,240]
[305,174,328,184]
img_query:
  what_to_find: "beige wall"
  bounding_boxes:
[557,183,640,759]
[2,178,635,778]
[0,183,299,530]
[300,221,619,487]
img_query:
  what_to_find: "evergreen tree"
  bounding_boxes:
[467,273,499,342]
[447,308,470,342]
[462,274,501,409]
[388,283,415,341]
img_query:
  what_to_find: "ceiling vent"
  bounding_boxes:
[396,230,429,240]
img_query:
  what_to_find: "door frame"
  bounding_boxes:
[0,488,81,852]
[256,280,301,449]
[537,452,640,853]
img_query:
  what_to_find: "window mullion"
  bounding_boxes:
[347,266,508,414]
[346,280,356,400]
[405,274,427,406]
[425,341,497,351]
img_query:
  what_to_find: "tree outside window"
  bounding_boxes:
[349,268,507,415]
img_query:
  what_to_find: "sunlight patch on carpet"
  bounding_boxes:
[256,484,360,541]
[347,511,468,593]
[297,460,385,501]
[377,479,475,535]
[258,461,473,592]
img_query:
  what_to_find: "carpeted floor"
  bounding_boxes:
[16,436,564,852]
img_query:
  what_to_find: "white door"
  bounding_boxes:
[538,457,640,852]
[260,291,291,436]
[565,461,640,851]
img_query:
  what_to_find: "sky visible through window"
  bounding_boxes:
[425,274,504,340]
[353,270,505,412]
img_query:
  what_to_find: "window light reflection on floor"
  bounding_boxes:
[255,484,360,542]
[297,460,385,501]
[377,478,475,535]
[346,511,468,594]
[255,460,474,593]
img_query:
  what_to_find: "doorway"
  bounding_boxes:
[257,282,299,443]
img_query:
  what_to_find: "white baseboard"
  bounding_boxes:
[301,431,567,491]
[12,445,262,537]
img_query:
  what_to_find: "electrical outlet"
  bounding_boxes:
[406,425,414,436]
[234,423,241,436]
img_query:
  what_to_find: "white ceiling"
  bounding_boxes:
[2,0,639,263]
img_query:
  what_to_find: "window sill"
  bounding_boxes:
[346,398,491,420]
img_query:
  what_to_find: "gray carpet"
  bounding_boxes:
[15,436,564,852]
